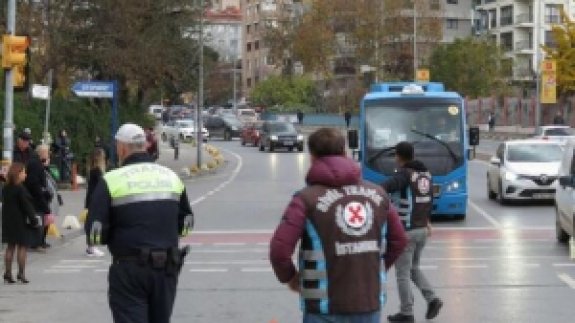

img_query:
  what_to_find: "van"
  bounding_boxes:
[148,105,165,120]
[554,139,575,242]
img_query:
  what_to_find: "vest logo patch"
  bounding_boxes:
[417,177,431,195]
[336,202,373,236]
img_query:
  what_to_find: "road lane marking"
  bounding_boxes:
[52,265,96,269]
[241,268,272,273]
[61,259,106,263]
[468,200,502,229]
[213,242,246,246]
[188,147,243,206]
[190,268,229,273]
[44,269,81,273]
[553,263,575,268]
[420,265,439,270]
[558,273,575,289]
[94,269,109,273]
[451,264,488,269]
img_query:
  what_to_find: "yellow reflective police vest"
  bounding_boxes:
[104,163,185,207]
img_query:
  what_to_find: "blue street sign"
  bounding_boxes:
[71,81,114,98]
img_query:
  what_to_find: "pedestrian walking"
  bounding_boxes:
[85,123,194,323]
[83,148,106,257]
[553,111,565,125]
[269,127,408,323]
[36,144,57,249]
[2,162,39,284]
[297,109,304,125]
[344,110,352,128]
[487,112,496,132]
[382,142,443,323]
[53,129,71,182]
[145,127,159,161]
[13,133,52,251]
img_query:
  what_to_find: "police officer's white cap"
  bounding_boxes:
[115,123,146,144]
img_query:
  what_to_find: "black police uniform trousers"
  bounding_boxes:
[108,260,178,323]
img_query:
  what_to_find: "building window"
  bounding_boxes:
[545,30,557,48]
[247,42,252,52]
[247,78,252,88]
[254,22,259,32]
[266,55,274,65]
[446,19,458,29]
[246,25,251,34]
[500,32,513,52]
[500,6,513,26]
[489,9,497,28]
[255,40,260,50]
[447,0,458,4]
[545,4,562,24]
[430,0,440,10]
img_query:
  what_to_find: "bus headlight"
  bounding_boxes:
[445,178,464,192]
[297,134,304,141]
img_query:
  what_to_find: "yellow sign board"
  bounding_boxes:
[416,69,430,82]
[541,59,557,104]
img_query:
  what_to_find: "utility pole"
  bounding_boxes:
[534,0,543,127]
[413,0,418,81]
[43,69,53,144]
[3,0,16,161]
[233,57,237,114]
[196,0,204,168]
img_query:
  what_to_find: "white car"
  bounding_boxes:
[148,105,165,120]
[532,125,575,145]
[554,140,575,243]
[487,140,563,204]
[161,119,209,142]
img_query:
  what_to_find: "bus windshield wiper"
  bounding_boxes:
[367,146,397,164]
[411,128,459,163]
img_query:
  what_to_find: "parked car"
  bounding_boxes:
[148,105,165,120]
[487,140,563,204]
[237,108,258,124]
[532,125,575,145]
[203,115,243,140]
[161,119,209,142]
[240,121,263,146]
[259,121,304,152]
[555,139,575,243]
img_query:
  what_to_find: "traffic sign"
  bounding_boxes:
[416,68,430,82]
[32,84,50,100]
[71,81,114,98]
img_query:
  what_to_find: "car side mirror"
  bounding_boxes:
[490,156,501,166]
[348,129,359,150]
[559,176,574,188]
[469,126,480,146]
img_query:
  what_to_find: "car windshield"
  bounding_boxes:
[269,122,296,132]
[240,111,256,116]
[543,127,575,136]
[176,121,194,128]
[506,144,563,162]
[223,117,242,127]
[365,102,463,175]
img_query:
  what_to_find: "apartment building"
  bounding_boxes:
[205,6,242,63]
[474,0,575,81]
[444,0,475,43]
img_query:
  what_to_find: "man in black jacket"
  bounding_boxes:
[383,142,442,323]
[13,132,51,250]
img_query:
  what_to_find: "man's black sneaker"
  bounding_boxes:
[426,298,443,320]
[388,313,415,323]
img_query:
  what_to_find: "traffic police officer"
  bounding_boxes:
[383,141,443,323]
[85,123,193,323]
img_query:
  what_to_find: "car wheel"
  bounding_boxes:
[487,176,496,200]
[259,143,265,151]
[556,207,570,243]
[455,214,466,221]
[241,139,246,146]
[161,133,167,142]
[298,145,304,152]
[269,142,274,152]
[224,130,231,141]
[288,146,294,152]
[498,181,508,205]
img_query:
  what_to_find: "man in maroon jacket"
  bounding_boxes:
[269,128,408,323]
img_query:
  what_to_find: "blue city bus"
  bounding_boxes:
[354,82,470,219]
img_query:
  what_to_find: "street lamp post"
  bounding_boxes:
[196,0,204,168]
[413,0,418,81]
[534,0,543,127]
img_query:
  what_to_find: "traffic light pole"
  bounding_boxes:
[196,0,204,168]
[3,0,16,161]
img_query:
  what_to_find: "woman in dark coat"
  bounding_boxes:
[2,162,38,284]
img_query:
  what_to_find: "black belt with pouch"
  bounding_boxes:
[113,246,190,276]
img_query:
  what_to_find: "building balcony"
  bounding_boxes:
[515,40,533,52]
[515,13,533,26]
[513,67,535,81]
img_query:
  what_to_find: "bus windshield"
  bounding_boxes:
[365,103,464,175]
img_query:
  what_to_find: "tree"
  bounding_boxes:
[542,10,575,97]
[250,76,318,109]
[428,37,509,98]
